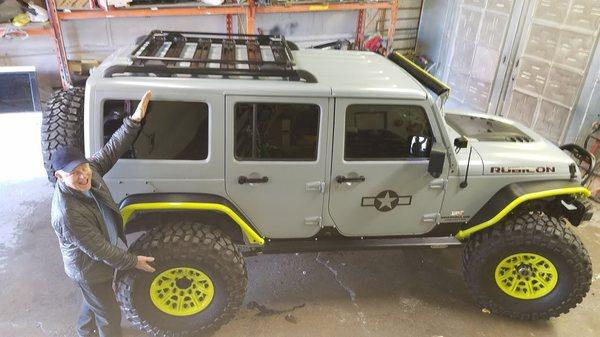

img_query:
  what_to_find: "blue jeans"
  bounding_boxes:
[76,280,122,337]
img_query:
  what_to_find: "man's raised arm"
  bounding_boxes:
[89,90,152,176]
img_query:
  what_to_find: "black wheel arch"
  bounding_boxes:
[458,180,592,239]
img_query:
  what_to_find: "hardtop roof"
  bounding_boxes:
[93,47,428,100]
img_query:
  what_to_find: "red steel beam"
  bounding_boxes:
[386,0,398,54]
[226,14,233,36]
[246,0,255,34]
[58,6,245,20]
[24,25,53,36]
[355,8,365,50]
[256,2,392,13]
[45,0,72,89]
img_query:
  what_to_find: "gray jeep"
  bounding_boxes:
[41,31,595,336]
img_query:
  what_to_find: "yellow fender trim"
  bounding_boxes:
[455,187,591,240]
[120,202,265,245]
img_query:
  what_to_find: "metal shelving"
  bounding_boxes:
[44,0,399,88]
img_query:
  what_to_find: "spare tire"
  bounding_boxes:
[41,87,85,183]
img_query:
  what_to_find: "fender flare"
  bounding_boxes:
[455,180,591,240]
[119,193,264,245]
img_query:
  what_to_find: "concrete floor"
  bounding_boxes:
[1,112,600,337]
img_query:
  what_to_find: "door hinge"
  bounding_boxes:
[422,213,440,224]
[306,181,325,194]
[304,216,322,227]
[428,179,447,190]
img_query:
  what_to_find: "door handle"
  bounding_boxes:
[335,175,366,184]
[306,181,325,193]
[428,178,447,189]
[238,176,269,184]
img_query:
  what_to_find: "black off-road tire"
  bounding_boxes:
[41,87,85,183]
[116,221,247,336]
[463,211,592,320]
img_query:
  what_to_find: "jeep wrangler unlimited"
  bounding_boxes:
[42,31,595,336]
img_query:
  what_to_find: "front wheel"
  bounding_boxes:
[116,221,247,336]
[463,211,592,320]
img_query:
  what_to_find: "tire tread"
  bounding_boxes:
[116,221,246,336]
[463,211,592,320]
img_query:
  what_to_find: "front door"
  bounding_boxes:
[225,96,329,239]
[328,98,447,236]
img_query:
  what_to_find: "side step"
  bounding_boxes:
[246,236,462,255]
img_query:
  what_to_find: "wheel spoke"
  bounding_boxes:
[530,256,543,265]
[536,264,554,273]
[526,280,534,296]
[509,279,520,293]
[189,291,202,308]
[535,275,549,287]
[497,273,513,283]
[176,292,184,312]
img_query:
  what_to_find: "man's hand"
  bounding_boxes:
[136,255,156,273]
[131,90,152,123]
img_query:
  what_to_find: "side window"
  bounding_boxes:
[103,100,209,160]
[344,104,433,160]
[234,102,320,161]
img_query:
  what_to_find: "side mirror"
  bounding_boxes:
[454,136,468,149]
[409,136,433,157]
[428,149,446,178]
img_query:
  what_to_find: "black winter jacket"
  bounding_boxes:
[51,117,141,283]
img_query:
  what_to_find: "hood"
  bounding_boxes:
[444,111,576,177]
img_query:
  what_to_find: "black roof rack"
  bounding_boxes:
[104,30,317,83]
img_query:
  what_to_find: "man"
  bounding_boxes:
[51,90,156,337]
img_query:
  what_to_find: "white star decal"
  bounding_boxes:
[377,191,395,210]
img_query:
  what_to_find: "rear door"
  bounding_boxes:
[225,96,329,238]
[328,98,448,236]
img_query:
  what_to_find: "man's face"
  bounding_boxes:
[55,163,92,192]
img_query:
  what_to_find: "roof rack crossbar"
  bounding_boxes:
[191,39,211,69]
[163,35,186,66]
[112,30,316,82]
[133,35,164,65]
[221,39,236,70]
[270,40,289,68]
[246,40,262,71]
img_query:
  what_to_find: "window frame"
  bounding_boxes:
[232,101,322,162]
[343,103,435,162]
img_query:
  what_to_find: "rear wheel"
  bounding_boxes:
[463,211,592,320]
[116,221,247,336]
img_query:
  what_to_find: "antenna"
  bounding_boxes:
[460,146,473,189]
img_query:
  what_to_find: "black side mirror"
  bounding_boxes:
[428,149,446,178]
[409,136,432,157]
[454,136,468,149]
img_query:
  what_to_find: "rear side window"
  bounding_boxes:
[344,104,432,160]
[234,102,320,161]
[103,100,209,160]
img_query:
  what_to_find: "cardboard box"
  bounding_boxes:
[56,0,94,10]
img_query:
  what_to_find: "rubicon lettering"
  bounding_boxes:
[490,166,556,174]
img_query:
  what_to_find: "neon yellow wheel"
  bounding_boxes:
[495,253,558,300]
[149,267,215,316]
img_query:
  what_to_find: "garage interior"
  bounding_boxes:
[1,0,599,336]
